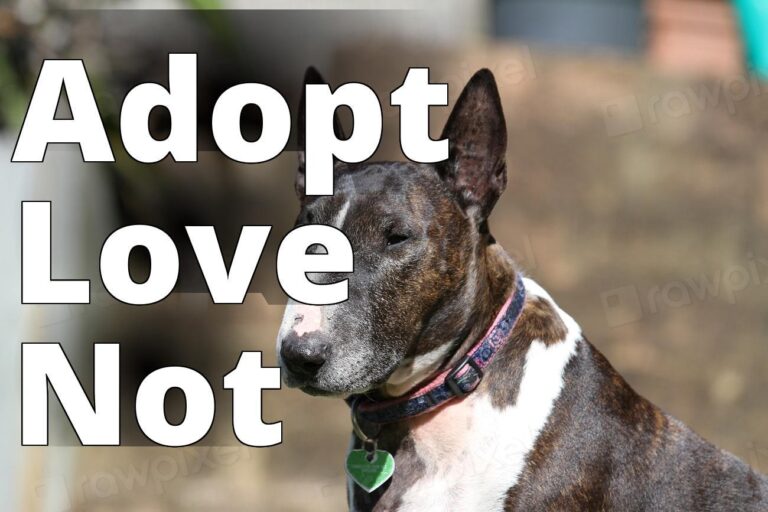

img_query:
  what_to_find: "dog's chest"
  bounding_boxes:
[394,394,526,511]
[363,347,575,510]
[350,279,581,512]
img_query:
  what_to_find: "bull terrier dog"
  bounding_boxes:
[276,68,768,511]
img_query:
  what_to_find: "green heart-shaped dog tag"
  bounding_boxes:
[346,449,395,493]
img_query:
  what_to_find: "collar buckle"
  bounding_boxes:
[445,355,483,398]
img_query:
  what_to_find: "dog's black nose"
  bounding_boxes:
[280,333,329,380]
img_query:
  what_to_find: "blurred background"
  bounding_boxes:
[2,0,768,510]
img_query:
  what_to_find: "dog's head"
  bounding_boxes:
[277,68,507,396]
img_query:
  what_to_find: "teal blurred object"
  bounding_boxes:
[733,0,768,79]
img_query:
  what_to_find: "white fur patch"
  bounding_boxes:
[396,278,581,511]
[276,200,350,351]
[333,199,351,229]
[276,301,326,348]
[383,342,455,397]
[293,304,323,336]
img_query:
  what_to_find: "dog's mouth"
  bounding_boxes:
[282,367,382,398]
[287,373,369,397]
[281,367,350,396]
[278,349,405,397]
[280,368,312,389]
[298,384,338,397]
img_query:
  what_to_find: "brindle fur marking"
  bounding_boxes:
[505,341,768,512]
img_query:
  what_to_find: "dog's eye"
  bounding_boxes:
[386,233,410,246]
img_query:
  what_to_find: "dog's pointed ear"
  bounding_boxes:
[296,67,346,199]
[439,69,507,221]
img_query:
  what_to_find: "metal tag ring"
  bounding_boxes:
[350,396,382,449]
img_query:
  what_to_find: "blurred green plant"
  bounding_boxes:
[0,42,27,130]
[183,0,238,53]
